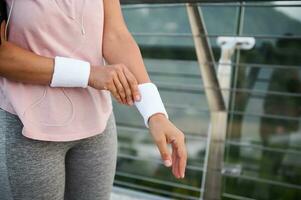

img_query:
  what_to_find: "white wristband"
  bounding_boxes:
[134,82,169,128]
[50,56,91,88]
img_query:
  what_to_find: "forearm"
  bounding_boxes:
[0,41,54,85]
[103,31,170,123]
[103,30,151,84]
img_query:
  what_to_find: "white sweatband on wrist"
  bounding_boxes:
[50,56,90,88]
[134,82,169,128]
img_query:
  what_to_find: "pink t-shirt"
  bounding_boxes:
[0,0,113,141]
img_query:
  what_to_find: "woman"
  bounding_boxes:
[0,0,187,199]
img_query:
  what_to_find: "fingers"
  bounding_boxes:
[91,64,139,105]
[123,67,140,102]
[111,64,140,105]
[105,74,123,104]
[170,131,187,179]
[155,135,172,168]
[148,118,187,179]
[179,145,187,178]
[113,76,126,104]
[172,143,178,177]
[172,140,187,178]
[116,67,133,105]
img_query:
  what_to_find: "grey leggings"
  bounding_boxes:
[0,107,118,200]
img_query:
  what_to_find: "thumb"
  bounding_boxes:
[155,136,172,167]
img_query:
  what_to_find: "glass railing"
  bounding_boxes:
[114,1,301,199]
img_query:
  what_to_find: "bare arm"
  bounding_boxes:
[0,21,54,85]
[0,21,138,106]
[102,0,150,84]
[103,0,187,179]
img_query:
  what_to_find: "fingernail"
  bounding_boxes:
[181,172,185,178]
[164,160,172,167]
[128,100,133,105]
[135,95,141,101]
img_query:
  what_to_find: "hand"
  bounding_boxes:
[89,64,141,106]
[148,113,187,179]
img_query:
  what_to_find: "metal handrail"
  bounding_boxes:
[222,193,256,200]
[114,180,201,200]
[117,153,204,171]
[117,152,301,193]
[116,171,201,192]
[131,32,301,39]
[117,125,301,154]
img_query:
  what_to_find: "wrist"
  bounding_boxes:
[134,82,169,128]
[50,56,90,88]
[148,113,168,124]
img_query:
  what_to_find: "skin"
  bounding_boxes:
[0,0,187,179]
[102,0,187,179]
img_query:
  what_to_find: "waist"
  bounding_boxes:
[0,77,112,122]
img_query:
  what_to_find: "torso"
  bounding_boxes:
[0,0,113,142]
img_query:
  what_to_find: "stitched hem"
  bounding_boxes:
[21,110,114,142]
[0,104,17,116]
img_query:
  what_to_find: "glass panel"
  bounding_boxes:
[225,2,301,200]
[114,5,206,195]
[119,1,301,200]
[227,114,301,150]
[243,6,301,36]
[240,38,301,65]
[201,6,239,35]
[123,6,191,34]
[223,176,301,200]
[134,35,195,47]
[144,58,203,86]
[115,110,205,199]
[230,66,301,118]
[123,5,194,47]
[113,100,210,134]
[224,142,301,183]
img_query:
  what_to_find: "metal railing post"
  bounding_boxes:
[186,3,227,200]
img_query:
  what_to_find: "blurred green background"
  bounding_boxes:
[113,1,301,200]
